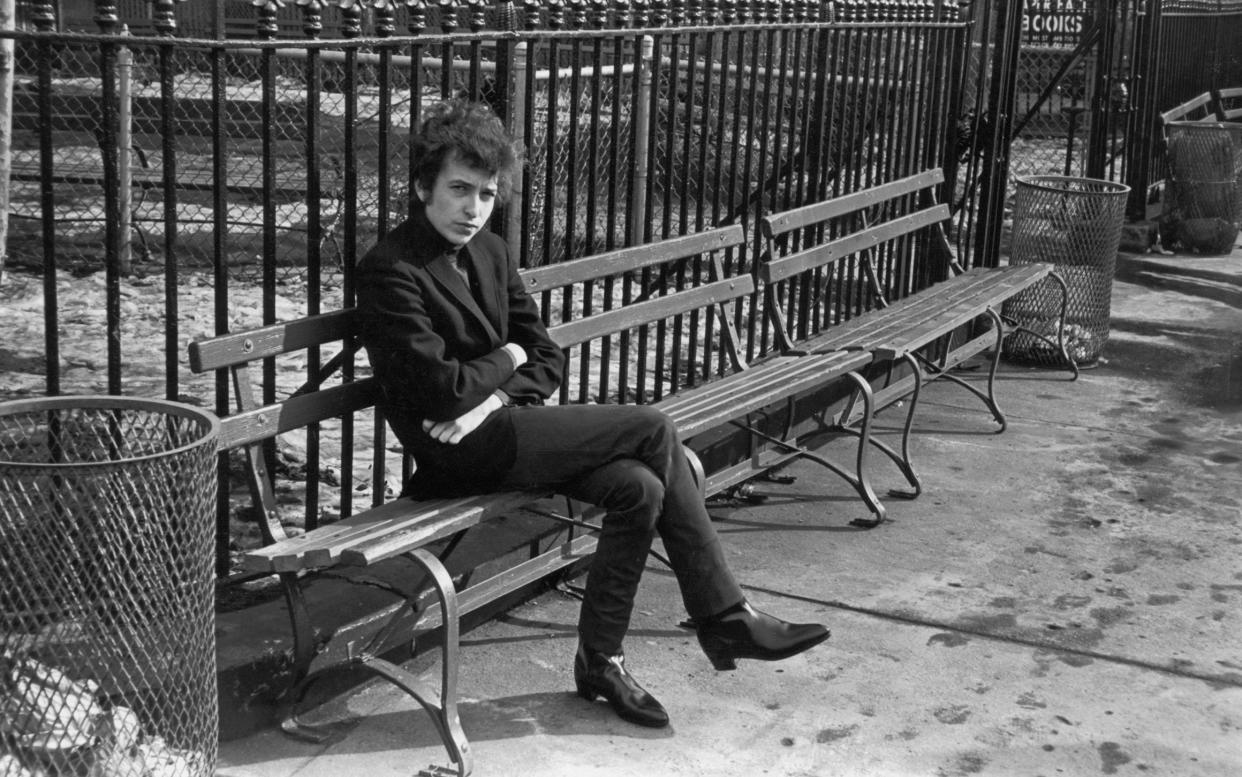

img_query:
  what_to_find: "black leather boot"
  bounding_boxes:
[574,644,670,728]
[695,601,830,671]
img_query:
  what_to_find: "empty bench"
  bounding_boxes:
[759,168,1076,501]
[189,224,893,777]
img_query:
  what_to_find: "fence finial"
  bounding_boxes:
[298,0,326,37]
[374,0,398,35]
[94,0,120,33]
[438,0,459,33]
[466,0,489,30]
[407,0,429,33]
[339,0,364,36]
[150,0,183,36]
[252,0,285,39]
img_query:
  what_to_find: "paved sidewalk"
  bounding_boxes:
[217,248,1242,777]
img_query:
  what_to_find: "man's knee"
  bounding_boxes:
[597,459,664,532]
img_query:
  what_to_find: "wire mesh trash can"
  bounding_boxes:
[0,396,219,777]
[1003,175,1130,367]
[1161,121,1242,255]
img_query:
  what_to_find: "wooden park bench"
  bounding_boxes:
[759,168,1076,502]
[189,224,895,777]
[1158,91,1220,130]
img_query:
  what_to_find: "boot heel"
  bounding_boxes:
[707,653,737,671]
[698,636,738,670]
[575,681,598,701]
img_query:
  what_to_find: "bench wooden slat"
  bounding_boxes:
[521,225,746,293]
[793,264,1053,358]
[338,491,549,567]
[762,204,951,284]
[238,490,539,573]
[870,267,1053,359]
[189,309,358,372]
[546,274,755,350]
[215,378,379,450]
[760,169,944,239]
[657,349,873,439]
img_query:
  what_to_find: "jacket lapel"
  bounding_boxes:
[426,251,502,344]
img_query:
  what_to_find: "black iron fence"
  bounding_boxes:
[1,0,978,576]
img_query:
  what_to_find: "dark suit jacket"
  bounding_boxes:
[356,204,565,495]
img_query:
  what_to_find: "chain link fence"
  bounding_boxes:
[7,37,479,283]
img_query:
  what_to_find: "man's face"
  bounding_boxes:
[416,154,499,247]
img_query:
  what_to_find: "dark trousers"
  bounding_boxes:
[496,404,744,655]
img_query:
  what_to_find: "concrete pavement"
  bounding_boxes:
[216,245,1242,777]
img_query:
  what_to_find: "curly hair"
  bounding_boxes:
[411,99,522,200]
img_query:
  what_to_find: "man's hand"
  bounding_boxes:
[422,393,505,445]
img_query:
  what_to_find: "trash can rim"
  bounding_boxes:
[1013,174,1131,195]
[0,394,221,469]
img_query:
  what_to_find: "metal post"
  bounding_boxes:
[631,35,654,246]
[118,25,132,274]
[506,42,528,253]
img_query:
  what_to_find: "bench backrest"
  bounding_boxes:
[758,169,953,352]
[524,224,753,405]
[1159,92,1218,130]
[188,308,376,547]
[189,225,752,547]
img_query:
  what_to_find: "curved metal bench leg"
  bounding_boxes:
[279,570,319,678]
[915,314,1007,431]
[883,356,923,500]
[277,549,472,777]
[839,370,885,527]
[1045,271,1080,380]
[983,308,1007,431]
[1000,273,1080,381]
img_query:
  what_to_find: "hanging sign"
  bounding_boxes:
[1022,0,1089,46]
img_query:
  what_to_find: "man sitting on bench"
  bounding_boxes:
[356,99,829,729]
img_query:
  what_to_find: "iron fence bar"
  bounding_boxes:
[754,22,780,357]
[338,5,362,523]
[676,26,698,390]
[845,28,870,317]
[689,23,712,383]
[572,30,596,405]
[895,26,916,294]
[303,23,324,525]
[156,35,178,402]
[738,27,761,356]
[656,29,678,399]
[258,14,280,499]
[409,37,425,224]
[210,41,230,577]
[372,10,395,510]
[823,22,845,332]
[567,28,586,402]
[34,10,59,396]
[95,16,123,395]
